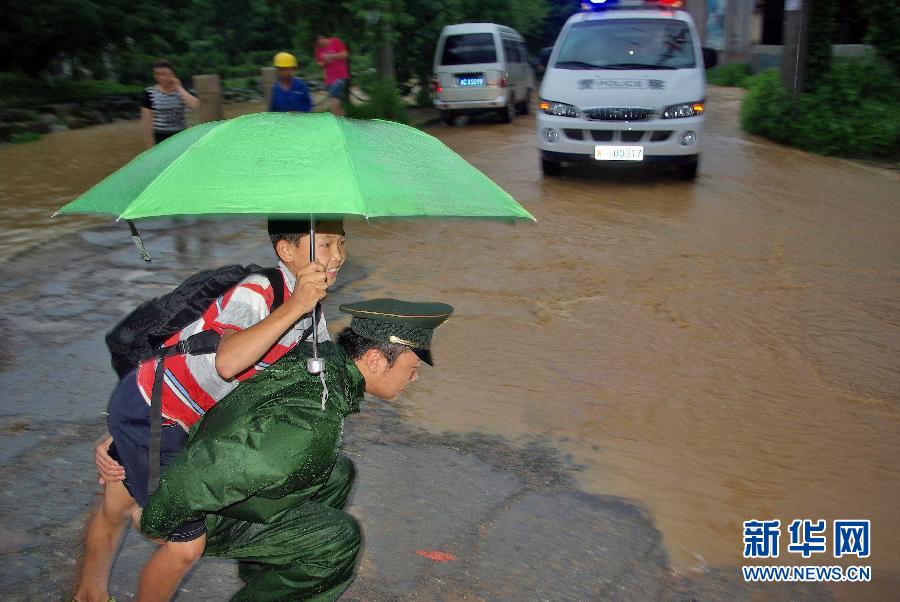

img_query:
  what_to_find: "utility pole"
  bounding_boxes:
[781,0,811,97]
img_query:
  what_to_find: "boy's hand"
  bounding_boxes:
[95,434,125,485]
[289,261,328,315]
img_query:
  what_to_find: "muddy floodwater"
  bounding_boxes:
[1,89,898,592]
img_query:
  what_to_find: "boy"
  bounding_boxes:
[74,219,346,602]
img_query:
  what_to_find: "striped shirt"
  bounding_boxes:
[141,86,188,132]
[135,263,329,430]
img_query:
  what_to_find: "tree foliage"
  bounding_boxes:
[741,57,899,159]
[806,0,837,90]
[1,0,558,86]
[861,0,900,76]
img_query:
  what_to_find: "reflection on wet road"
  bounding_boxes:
[0,89,898,582]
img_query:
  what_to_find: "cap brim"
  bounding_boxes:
[409,347,433,366]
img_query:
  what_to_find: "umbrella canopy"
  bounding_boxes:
[55,112,534,222]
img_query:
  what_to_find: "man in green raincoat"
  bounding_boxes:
[139,298,453,601]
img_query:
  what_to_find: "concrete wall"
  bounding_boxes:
[748,44,874,73]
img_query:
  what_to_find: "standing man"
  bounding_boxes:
[139,299,454,600]
[269,52,312,113]
[141,59,200,149]
[315,34,350,116]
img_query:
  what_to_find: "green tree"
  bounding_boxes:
[862,0,899,76]
[806,0,837,90]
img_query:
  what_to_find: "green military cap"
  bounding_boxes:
[339,298,454,366]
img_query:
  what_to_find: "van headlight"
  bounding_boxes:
[538,99,580,118]
[661,101,705,119]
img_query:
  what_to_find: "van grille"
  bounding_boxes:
[584,107,652,121]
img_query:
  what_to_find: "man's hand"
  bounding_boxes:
[287,262,328,315]
[95,435,125,485]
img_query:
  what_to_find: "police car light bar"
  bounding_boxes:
[581,0,683,10]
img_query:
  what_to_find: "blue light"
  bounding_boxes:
[582,0,620,11]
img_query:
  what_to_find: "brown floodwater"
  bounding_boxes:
[1,89,898,591]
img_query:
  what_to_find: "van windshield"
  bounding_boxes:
[554,19,696,70]
[441,33,497,65]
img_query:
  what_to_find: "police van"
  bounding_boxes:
[537,0,717,179]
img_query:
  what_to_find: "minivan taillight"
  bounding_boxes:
[499,75,509,88]
[431,77,442,93]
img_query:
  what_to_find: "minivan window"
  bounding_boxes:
[554,19,696,70]
[441,33,497,65]
[503,39,522,63]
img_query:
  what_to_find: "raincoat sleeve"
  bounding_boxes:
[140,409,321,540]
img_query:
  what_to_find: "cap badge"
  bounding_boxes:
[389,334,419,348]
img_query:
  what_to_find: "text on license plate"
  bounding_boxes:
[458,77,484,86]
[595,146,644,161]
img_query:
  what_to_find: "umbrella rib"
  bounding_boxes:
[335,116,370,217]
[118,121,224,221]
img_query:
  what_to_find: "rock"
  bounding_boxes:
[64,115,90,129]
[24,120,52,134]
[38,113,61,126]
[40,103,79,117]
[76,109,108,125]
[2,121,49,136]
[0,108,38,122]
[108,98,140,112]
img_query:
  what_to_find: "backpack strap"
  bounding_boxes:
[296,305,320,345]
[146,267,287,494]
[261,266,286,311]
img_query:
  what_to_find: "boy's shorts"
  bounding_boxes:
[107,369,206,542]
[327,79,348,100]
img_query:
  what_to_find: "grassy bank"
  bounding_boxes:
[706,63,753,89]
[740,56,899,160]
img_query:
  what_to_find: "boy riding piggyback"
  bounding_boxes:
[75,219,346,602]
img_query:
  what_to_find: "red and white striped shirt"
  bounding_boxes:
[135,263,329,430]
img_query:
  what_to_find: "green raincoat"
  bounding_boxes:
[141,341,365,601]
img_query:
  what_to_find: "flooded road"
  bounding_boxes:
[1,88,898,590]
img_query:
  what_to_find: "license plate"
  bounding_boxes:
[457,77,484,87]
[595,146,644,161]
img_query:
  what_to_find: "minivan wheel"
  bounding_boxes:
[440,111,456,126]
[517,89,532,115]
[677,158,699,180]
[498,99,515,123]
[541,157,562,176]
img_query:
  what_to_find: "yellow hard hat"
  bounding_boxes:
[273,52,298,68]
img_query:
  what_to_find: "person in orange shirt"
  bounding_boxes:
[315,35,350,116]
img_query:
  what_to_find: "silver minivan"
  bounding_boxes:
[432,23,535,124]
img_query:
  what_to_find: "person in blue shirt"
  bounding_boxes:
[269,52,312,113]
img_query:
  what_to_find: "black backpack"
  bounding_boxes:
[106,264,285,379]
[105,264,289,493]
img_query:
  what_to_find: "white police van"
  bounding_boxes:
[537,0,717,179]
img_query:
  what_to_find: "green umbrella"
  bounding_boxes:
[55,111,533,222]
[55,111,534,372]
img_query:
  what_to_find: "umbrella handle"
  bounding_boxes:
[127,221,152,262]
[306,215,325,375]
